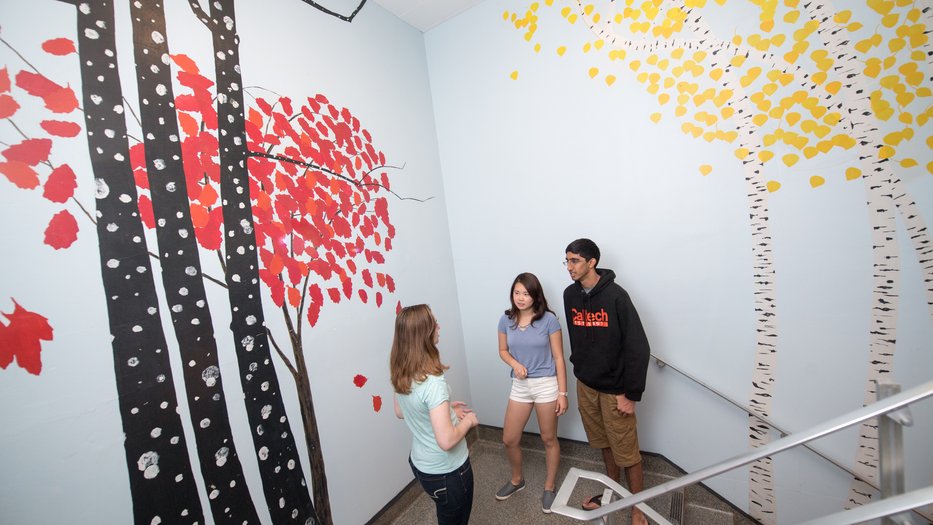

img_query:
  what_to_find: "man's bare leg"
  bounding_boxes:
[625,462,647,525]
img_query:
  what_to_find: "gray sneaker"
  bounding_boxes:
[495,479,525,500]
[542,490,556,513]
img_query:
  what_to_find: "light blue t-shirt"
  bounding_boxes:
[397,373,469,474]
[498,311,561,378]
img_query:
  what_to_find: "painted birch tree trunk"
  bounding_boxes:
[58,0,204,522]
[801,1,903,509]
[127,1,261,522]
[186,1,320,522]
[576,4,779,520]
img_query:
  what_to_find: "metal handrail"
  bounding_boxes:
[797,486,933,525]
[549,378,933,523]
[652,354,882,492]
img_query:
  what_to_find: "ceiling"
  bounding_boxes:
[371,0,485,32]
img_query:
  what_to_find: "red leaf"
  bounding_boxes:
[372,395,382,413]
[17,71,78,113]
[0,68,10,92]
[0,300,53,375]
[43,164,77,203]
[327,288,341,304]
[44,210,78,249]
[358,289,368,304]
[42,38,76,56]
[171,53,199,74]
[0,94,20,119]
[353,374,367,388]
[362,269,373,288]
[40,120,81,137]
[376,292,383,307]
[0,161,39,189]
[306,284,323,326]
[138,194,155,229]
[3,139,53,166]
[43,85,79,113]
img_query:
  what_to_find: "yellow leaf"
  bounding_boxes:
[763,134,777,146]
[721,107,735,119]
[658,93,671,105]
[846,167,862,180]
[900,158,918,168]
[884,131,904,146]
[803,146,819,159]
[825,81,841,95]
[534,43,541,53]
[809,175,825,188]
[783,153,799,166]
[510,70,519,80]
[767,180,781,192]
[629,60,641,71]
[557,46,567,56]
[833,134,856,149]
[928,161,933,175]
[606,75,617,86]
[834,10,852,24]
[589,67,599,78]
[763,83,778,96]
[784,10,800,23]
[734,147,750,159]
[650,112,662,123]
[758,150,774,163]
[786,112,801,126]
[878,145,895,159]
[753,114,769,126]
[881,13,899,27]
[700,164,713,176]
[675,105,687,117]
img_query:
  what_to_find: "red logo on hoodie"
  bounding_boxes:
[571,308,608,328]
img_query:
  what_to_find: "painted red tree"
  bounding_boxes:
[129,53,401,524]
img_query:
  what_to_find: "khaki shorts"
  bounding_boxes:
[576,381,641,468]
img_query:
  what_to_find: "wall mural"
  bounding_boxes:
[502,0,931,523]
[0,0,412,524]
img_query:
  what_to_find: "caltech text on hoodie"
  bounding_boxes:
[563,268,650,401]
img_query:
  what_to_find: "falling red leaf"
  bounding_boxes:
[43,164,77,203]
[0,300,54,375]
[171,53,199,74]
[41,38,76,56]
[138,194,155,229]
[0,68,10,92]
[353,374,367,388]
[0,161,39,189]
[396,301,402,315]
[40,120,81,137]
[3,138,53,166]
[0,94,20,119]
[372,395,382,413]
[44,210,78,249]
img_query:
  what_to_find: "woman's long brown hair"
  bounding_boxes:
[389,304,448,394]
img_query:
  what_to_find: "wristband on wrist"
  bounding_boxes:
[558,392,568,397]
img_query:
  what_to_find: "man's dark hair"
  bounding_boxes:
[565,238,600,266]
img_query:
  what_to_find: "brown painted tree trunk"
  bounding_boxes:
[127,1,261,522]
[58,0,204,522]
[187,0,320,522]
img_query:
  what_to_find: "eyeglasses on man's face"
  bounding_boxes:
[563,258,586,266]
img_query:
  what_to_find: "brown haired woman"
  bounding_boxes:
[391,304,479,524]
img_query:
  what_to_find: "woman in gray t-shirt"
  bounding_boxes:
[494,273,568,513]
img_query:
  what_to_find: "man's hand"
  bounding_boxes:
[616,394,635,416]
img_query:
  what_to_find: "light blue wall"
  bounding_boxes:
[425,0,933,522]
[0,1,465,524]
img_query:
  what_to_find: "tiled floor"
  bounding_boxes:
[372,426,754,525]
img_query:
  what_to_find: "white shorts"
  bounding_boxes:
[509,376,559,404]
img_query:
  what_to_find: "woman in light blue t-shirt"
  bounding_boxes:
[391,304,479,525]
[494,273,567,513]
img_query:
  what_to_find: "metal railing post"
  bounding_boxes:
[877,381,915,525]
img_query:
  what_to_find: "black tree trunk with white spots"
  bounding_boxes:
[187,1,319,523]
[57,1,204,523]
[128,1,261,523]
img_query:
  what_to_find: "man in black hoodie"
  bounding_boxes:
[563,238,650,525]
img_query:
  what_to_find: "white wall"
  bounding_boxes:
[425,0,933,522]
[0,1,466,524]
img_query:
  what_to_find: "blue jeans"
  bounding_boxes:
[409,457,474,524]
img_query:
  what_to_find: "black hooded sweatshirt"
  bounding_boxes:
[563,268,650,401]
